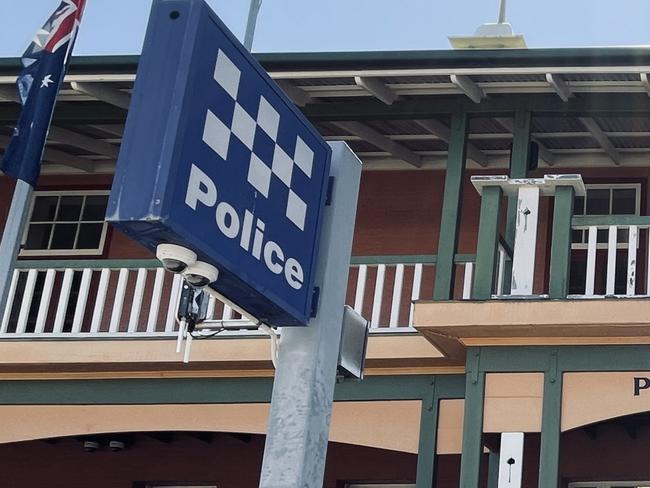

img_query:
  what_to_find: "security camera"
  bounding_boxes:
[183,261,219,289]
[83,440,100,452]
[156,244,197,273]
[109,440,125,452]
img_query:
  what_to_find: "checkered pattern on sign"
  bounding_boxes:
[201,49,314,231]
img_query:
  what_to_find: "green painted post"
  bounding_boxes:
[472,186,502,299]
[549,186,575,298]
[487,451,500,488]
[416,377,439,488]
[433,112,469,300]
[538,360,563,488]
[503,110,532,293]
[459,348,486,488]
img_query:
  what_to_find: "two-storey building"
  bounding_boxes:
[2,46,650,487]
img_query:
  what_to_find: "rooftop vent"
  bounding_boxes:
[448,0,526,49]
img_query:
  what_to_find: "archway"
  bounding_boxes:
[560,411,650,487]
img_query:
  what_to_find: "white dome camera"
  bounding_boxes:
[109,440,125,452]
[183,261,219,289]
[156,244,197,273]
[83,440,100,452]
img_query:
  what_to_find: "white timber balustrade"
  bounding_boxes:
[0,259,252,338]
[0,255,483,337]
[349,255,480,328]
[571,216,650,297]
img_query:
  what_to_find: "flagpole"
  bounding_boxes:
[244,0,262,51]
[0,179,33,327]
[0,0,85,328]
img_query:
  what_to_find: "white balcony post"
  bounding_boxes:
[511,186,540,295]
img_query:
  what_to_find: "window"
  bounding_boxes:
[20,191,109,256]
[571,183,641,249]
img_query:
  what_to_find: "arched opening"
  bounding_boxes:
[0,431,418,487]
[560,411,650,487]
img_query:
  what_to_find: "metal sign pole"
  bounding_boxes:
[0,179,33,322]
[259,142,362,488]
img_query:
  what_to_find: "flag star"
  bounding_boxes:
[40,75,53,88]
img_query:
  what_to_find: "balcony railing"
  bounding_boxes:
[1,252,515,338]
[570,216,650,297]
[468,174,650,301]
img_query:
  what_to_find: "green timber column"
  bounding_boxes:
[548,186,575,298]
[433,112,469,300]
[538,352,563,488]
[504,110,532,292]
[459,348,486,488]
[487,452,500,488]
[472,186,502,299]
[416,377,439,488]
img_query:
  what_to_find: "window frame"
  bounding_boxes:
[19,190,110,257]
[571,182,642,251]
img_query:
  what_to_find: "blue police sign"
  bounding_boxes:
[107,0,331,327]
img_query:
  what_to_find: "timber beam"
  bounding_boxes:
[332,121,423,167]
[579,116,621,165]
[0,134,94,172]
[70,82,131,110]
[48,126,120,159]
[354,76,398,105]
[0,85,19,103]
[641,73,650,99]
[415,118,488,167]
[276,80,313,107]
[546,73,573,102]
[450,75,484,103]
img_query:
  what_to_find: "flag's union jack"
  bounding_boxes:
[1,0,85,185]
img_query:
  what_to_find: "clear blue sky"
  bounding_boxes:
[2,0,650,57]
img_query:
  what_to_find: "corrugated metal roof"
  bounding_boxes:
[294,77,355,87]
[313,121,341,137]
[532,117,587,133]
[399,139,448,152]
[381,75,450,84]
[473,139,513,151]
[563,73,639,82]
[345,140,384,153]
[365,119,430,136]
[471,73,547,83]
[5,51,650,171]
[594,117,650,132]
[542,137,601,150]
[470,118,510,134]
[609,136,650,149]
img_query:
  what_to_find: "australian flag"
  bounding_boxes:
[1,0,86,186]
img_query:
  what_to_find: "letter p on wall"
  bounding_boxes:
[634,377,650,396]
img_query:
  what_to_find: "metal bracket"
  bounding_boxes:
[325,176,335,206]
[547,349,559,384]
[310,286,321,317]
[469,348,481,385]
